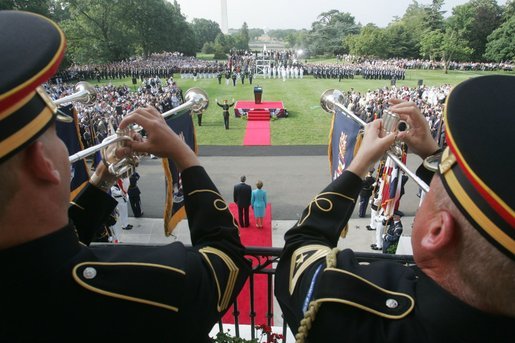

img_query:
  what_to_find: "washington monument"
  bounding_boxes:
[221,0,228,34]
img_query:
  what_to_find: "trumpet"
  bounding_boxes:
[49,82,97,123]
[320,89,429,193]
[54,81,97,107]
[68,87,209,179]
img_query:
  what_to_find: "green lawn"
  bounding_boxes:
[94,69,512,145]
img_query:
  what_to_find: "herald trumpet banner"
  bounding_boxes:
[65,84,208,179]
[320,89,430,193]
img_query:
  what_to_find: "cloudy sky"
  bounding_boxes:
[173,0,508,30]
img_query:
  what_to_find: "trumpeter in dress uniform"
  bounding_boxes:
[0,11,250,342]
[275,75,515,342]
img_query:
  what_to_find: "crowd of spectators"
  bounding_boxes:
[340,55,513,71]
[45,77,186,148]
[341,84,450,145]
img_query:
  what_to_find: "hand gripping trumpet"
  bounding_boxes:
[320,89,429,193]
[68,87,209,179]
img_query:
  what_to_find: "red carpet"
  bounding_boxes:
[235,100,284,110]
[223,203,273,326]
[243,120,271,146]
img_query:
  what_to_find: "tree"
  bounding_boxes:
[285,33,297,49]
[124,0,192,58]
[419,29,444,61]
[306,10,360,56]
[389,0,439,59]
[484,16,515,62]
[424,0,446,31]
[267,29,297,41]
[0,0,51,16]
[201,42,215,54]
[61,0,132,63]
[383,21,420,58]
[191,18,222,52]
[213,32,230,59]
[440,29,474,72]
[502,0,515,20]
[344,24,387,58]
[235,22,249,50]
[60,0,195,63]
[248,28,264,41]
[448,0,503,61]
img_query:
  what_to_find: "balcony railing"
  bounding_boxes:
[92,243,414,342]
[220,247,415,342]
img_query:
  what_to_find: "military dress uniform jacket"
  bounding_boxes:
[0,166,251,342]
[275,170,513,343]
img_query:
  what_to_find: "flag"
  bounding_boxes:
[380,157,398,218]
[328,107,362,180]
[162,109,197,236]
[55,104,90,199]
[380,144,408,218]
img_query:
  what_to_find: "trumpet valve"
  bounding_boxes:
[382,110,410,135]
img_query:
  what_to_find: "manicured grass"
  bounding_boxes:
[93,69,512,145]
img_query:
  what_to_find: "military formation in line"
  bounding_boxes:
[56,50,513,87]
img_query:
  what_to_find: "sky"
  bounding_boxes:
[172,0,508,30]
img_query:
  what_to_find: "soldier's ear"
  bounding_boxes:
[25,141,61,185]
[420,210,457,253]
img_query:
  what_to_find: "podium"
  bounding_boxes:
[254,86,263,104]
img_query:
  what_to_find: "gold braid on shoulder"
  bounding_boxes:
[295,248,340,343]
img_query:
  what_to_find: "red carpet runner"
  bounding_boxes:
[243,110,271,146]
[223,203,273,326]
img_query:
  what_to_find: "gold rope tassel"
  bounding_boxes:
[295,248,340,343]
[353,129,364,157]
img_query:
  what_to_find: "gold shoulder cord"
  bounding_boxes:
[295,248,339,343]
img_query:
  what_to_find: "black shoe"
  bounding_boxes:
[370,244,381,251]
[366,225,376,231]
[123,225,133,230]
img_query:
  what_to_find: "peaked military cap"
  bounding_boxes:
[438,75,515,259]
[0,11,66,163]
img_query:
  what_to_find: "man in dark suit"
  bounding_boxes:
[233,175,252,228]
[0,12,250,342]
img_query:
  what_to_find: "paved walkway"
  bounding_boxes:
[122,145,419,254]
[120,216,414,255]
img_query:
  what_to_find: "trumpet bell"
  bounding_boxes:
[320,89,345,113]
[73,81,97,105]
[183,87,209,113]
[54,81,97,107]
